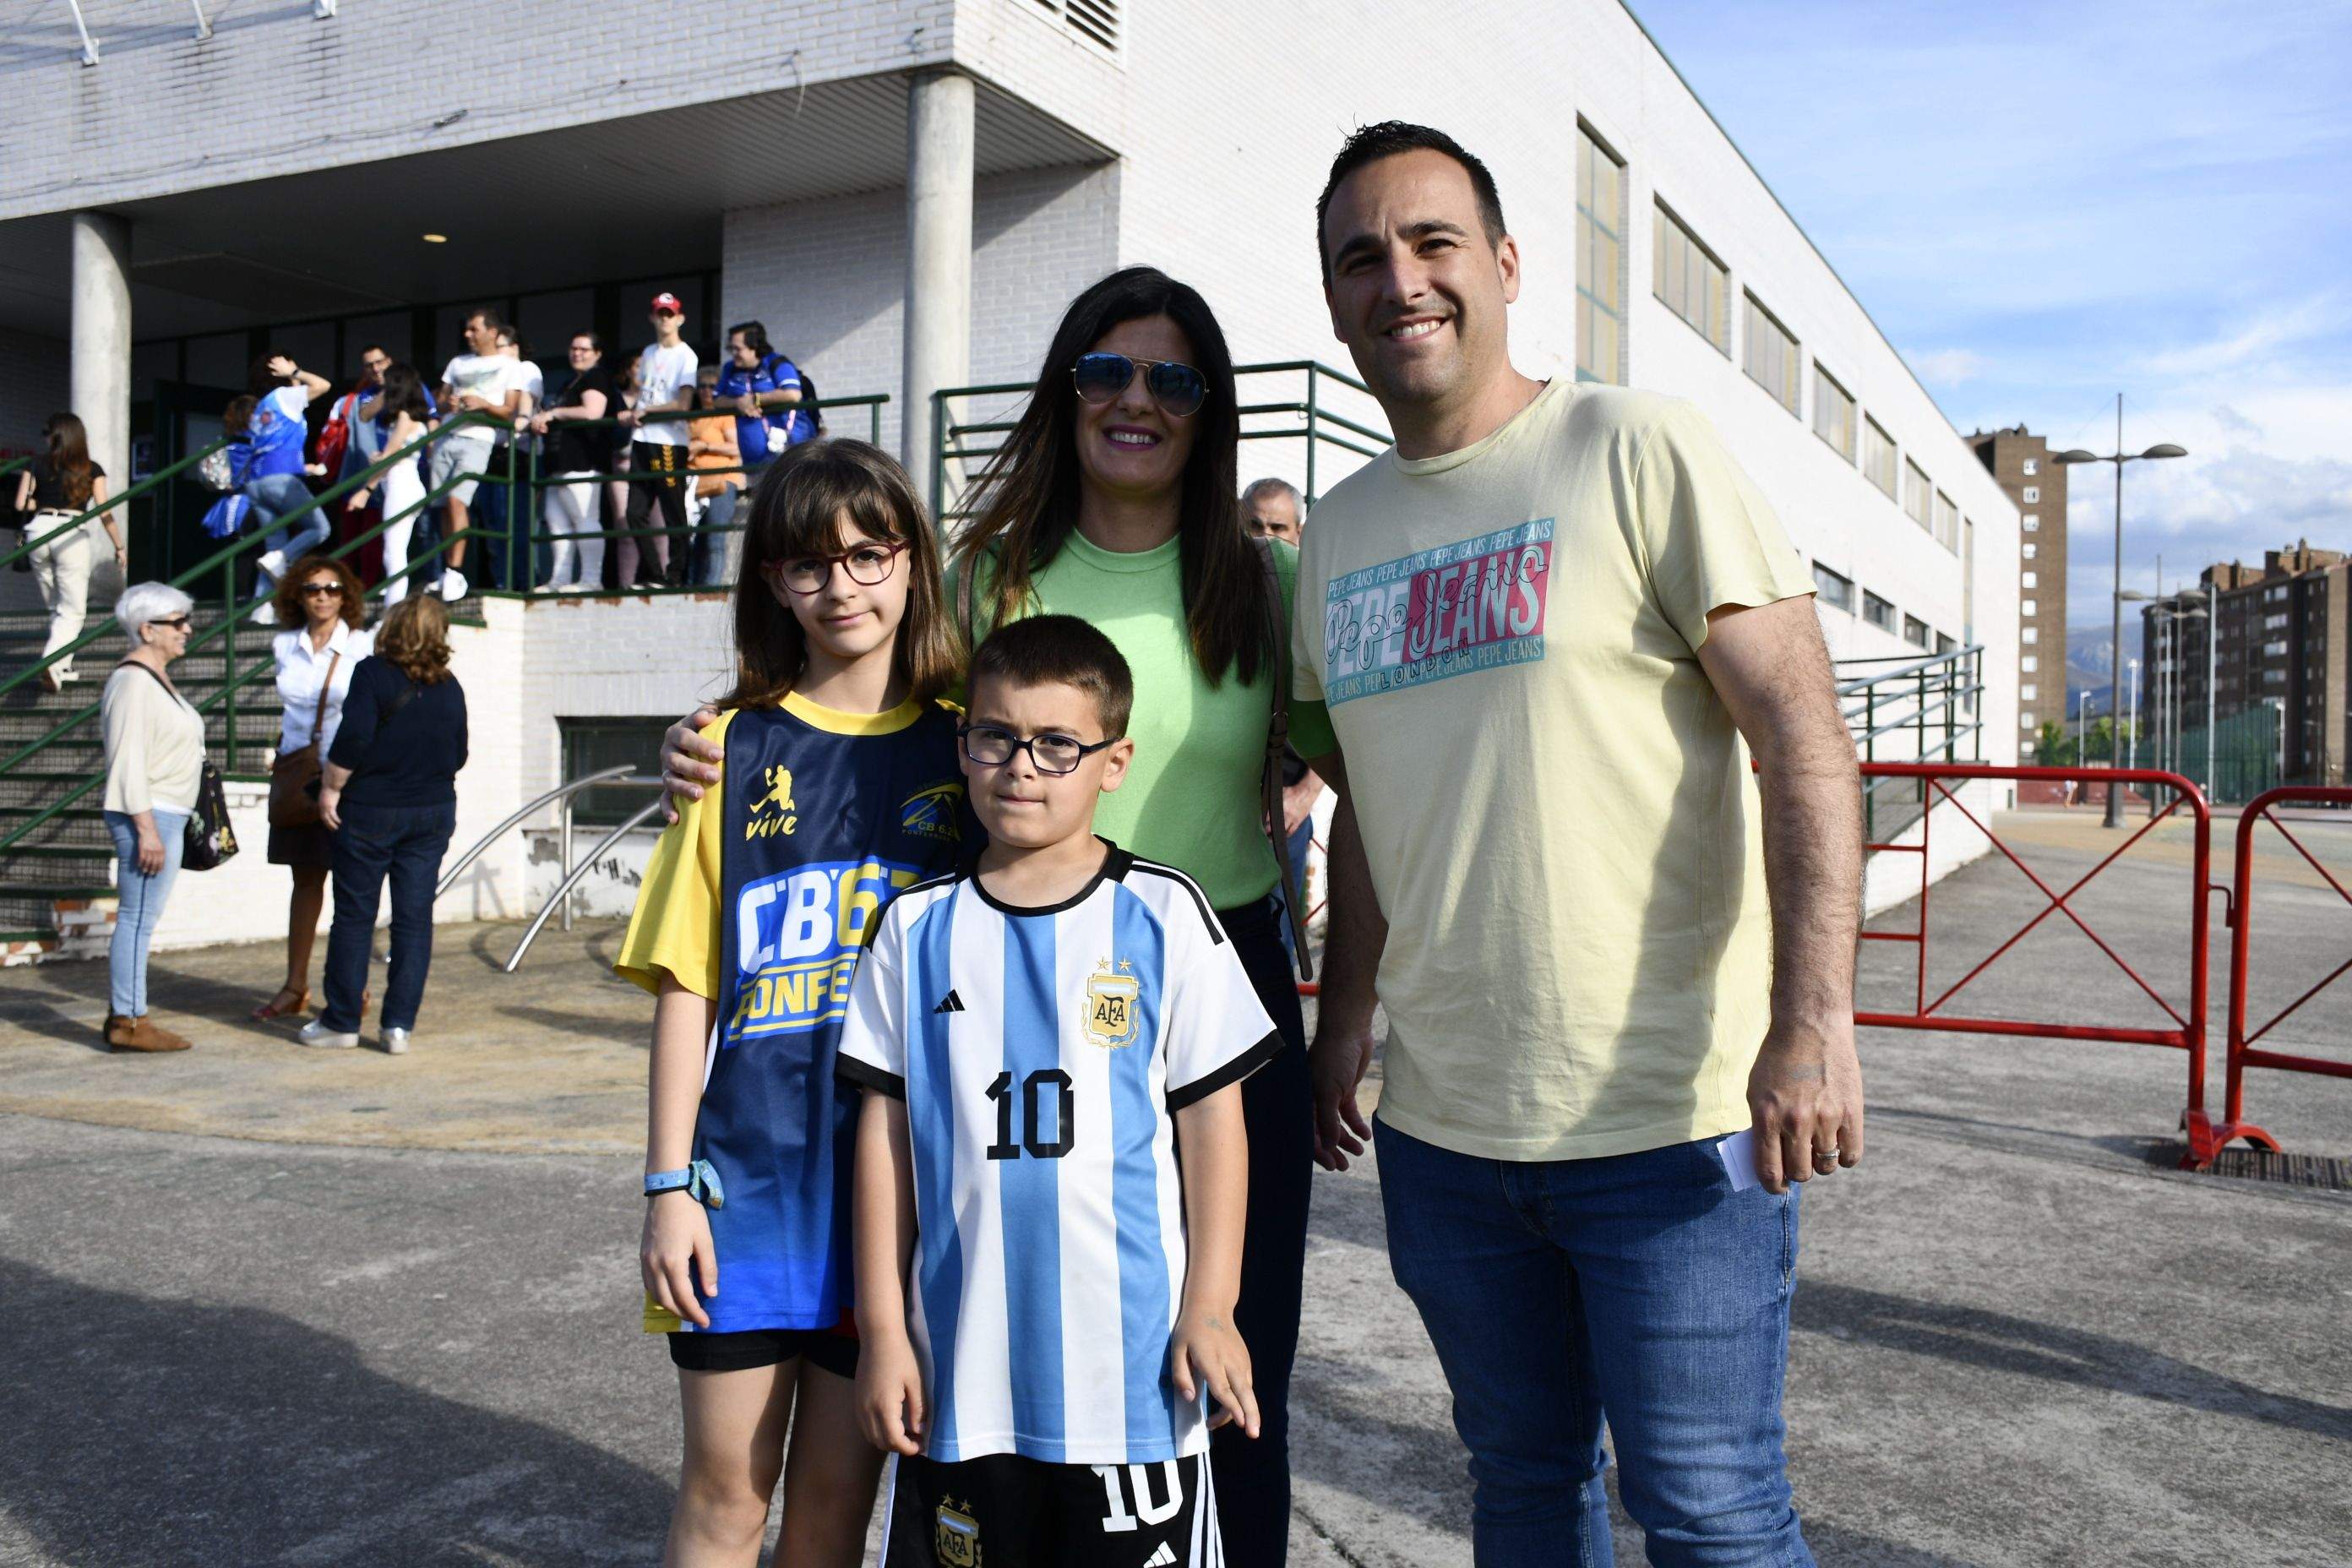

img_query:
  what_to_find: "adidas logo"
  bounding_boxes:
[1142,1545,1177,1568]
[931,989,966,1015]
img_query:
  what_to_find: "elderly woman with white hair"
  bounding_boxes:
[98,581,206,1054]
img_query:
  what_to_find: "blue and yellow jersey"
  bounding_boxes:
[617,689,968,1334]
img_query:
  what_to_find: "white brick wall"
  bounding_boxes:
[723,161,1119,461]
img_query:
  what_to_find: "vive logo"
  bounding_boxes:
[745,765,798,839]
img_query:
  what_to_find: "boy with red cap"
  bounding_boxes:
[620,291,700,588]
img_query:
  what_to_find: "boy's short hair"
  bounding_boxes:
[969,615,1135,739]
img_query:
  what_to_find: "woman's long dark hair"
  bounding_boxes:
[41,412,96,509]
[952,266,1270,686]
[722,439,962,710]
[376,363,433,422]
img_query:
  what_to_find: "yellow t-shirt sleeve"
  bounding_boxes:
[1633,400,1818,652]
[613,710,736,999]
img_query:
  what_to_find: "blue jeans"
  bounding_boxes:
[103,808,187,1017]
[322,800,456,1032]
[1375,1118,1811,1567]
[248,473,328,589]
[1276,814,1313,962]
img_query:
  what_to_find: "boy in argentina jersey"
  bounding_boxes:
[839,617,1279,1568]
[617,690,968,1341]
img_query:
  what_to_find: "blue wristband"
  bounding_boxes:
[644,1159,725,1208]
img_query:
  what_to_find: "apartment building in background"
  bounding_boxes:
[0,0,2017,950]
[1968,425,2066,757]
[2142,544,2349,787]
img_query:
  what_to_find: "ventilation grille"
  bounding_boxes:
[1035,0,1119,52]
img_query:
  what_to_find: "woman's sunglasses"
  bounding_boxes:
[1071,352,1207,419]
[300,582,346,597]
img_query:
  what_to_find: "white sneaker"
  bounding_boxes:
[438,567,469,602]
[381,1027,412,1055]
[256,548,288,582]
[297,1019,358,1049]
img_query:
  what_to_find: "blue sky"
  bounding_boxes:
[1627,0,2352,646]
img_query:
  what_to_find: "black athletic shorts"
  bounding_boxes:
[882,1451,1222,1567]
[666,1326,859,1379]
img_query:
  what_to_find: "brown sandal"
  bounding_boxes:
[253,986,311,1021]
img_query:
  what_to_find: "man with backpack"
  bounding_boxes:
[701,322,818,581]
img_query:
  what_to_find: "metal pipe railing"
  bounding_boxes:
[505,794,666,972]
[0,436,234,574]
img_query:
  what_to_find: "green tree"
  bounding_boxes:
[2034,721,2075,767]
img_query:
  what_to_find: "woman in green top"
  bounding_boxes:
[662,266,1327,1567]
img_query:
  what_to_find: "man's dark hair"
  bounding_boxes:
[968,613,1135,740]
[464,305,509,333]
[1315,121,1508,282]
[727,320,772,357]
[357,343,387,360]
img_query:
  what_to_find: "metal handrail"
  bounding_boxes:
[1833,644,1983,695]
[0,435,234,573]
[435,765,638,896]
[506,795,666,972]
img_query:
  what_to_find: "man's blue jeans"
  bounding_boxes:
[322,800,456,1033]
[103,808,187,1018]
[1375,1117,1812,1567]
[248,473,328,589]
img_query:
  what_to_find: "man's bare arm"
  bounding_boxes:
[1299,746,1387,1171]
[1694,595,1865,1193]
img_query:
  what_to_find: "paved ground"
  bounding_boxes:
[3,810,2348,1566]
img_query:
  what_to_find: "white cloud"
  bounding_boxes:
[2134,294,2348,379]
[1910,348,1986,386]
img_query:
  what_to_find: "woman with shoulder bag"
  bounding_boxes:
[301,594,468,1055]
[254,553,374,1022]
[99,583,210,1054]
[13,412,127,692]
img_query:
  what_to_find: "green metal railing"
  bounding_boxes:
[0,436,233,583]
[928,360,1391,526]
[1835,645,1985,842]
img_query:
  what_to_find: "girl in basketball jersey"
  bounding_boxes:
[617,439,968,1567]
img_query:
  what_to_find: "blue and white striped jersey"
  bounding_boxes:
[836,843,1281,1466]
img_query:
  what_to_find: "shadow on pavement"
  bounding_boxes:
[0,1259,672,1565]
[1795,1281,2352,1441]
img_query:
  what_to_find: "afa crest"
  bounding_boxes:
[745,765,799,839]
[934,1495,982,1565]
[900,780,965,842]
[1084,957,1140,1048]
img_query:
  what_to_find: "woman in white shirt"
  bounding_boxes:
[254,553,374,1022]
[100,582,208,1054]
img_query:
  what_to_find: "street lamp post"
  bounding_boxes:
[2056,395,2186,828]
[2126,657,2140,770]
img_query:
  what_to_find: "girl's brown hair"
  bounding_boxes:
[222,395,257,440]
[374,594,454,684]
[271,553,367,631]
[41,412,97,509]
[950,266,1271,686]
[719,439,962,710]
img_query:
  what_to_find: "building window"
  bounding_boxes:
[1811,561,1854,612]
[1862,417,1898,498]
[1652,203,1729,353]
[2023,570,2039,589]
[2022,655,2039,672]
[1814,367,1855,460]
[2023,458,2039,476]
[1863,591,1897,633]
[2021,712,2038,730]
[2023,514,2039,532]
[1936,633,1957,655]
[1903,614,1930,647]
[2023,600,2038,617]
[1935,491,1960,553]
[1575,128,1625,384]
[1742,292,1801,415]
[562,717,684,826]
[1904,460,1933,532]
[2023,542,2038,559]
[2022,683,2039,700]
[2023,486,2040,503]
[2023,628,2038,645]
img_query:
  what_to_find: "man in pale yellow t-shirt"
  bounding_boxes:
[1293,123,1865,1565]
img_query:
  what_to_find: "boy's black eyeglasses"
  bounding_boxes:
[762,540,907,595]
[1071,352,1208,419]
[959,723,1116,776]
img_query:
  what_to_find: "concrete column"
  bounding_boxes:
[902,69,974,506]
[70,211,133,484]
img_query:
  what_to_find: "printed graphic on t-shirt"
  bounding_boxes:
[1322,519,1554,705]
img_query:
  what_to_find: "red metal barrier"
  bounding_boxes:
[2191,787,2352,1165]
[1853,764,2216,1161]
